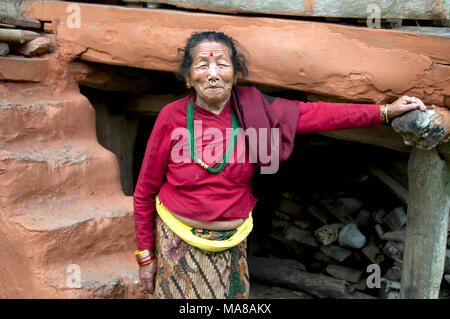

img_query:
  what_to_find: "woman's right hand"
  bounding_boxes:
[139,258,157,294]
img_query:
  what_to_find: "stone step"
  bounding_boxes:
[0,94,96,145]
[0,57,49,82]
[5,196,135,267]
[38,252,147,298]
[0,142,124,208]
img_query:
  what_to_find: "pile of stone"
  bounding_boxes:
[249,179,450,299]
[0,15,53,57]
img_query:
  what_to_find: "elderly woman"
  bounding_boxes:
[133,31,448,299]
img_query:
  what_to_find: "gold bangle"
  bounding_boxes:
[384,104,390,124]
[380,104,390,124]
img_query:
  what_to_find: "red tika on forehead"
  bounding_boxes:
[210,51,213,57]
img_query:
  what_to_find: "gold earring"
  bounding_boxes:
[234,78,237,85]
[186,82,192,89]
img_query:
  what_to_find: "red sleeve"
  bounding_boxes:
[296,101,381,134]
[133,108,173,251]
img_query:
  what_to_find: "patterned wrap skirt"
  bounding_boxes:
[151,215,250,299]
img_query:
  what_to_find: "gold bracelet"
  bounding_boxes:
[380,104,390,124]
[384,104,390,124]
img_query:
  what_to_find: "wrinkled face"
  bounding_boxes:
[188,41,236,108]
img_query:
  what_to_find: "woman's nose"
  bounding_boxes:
[208,64,218,79]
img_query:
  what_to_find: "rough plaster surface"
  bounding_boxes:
[0,46,148,298]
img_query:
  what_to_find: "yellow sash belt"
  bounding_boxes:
[155,195,253,252]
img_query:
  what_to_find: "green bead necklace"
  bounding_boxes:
[187,98,239,173]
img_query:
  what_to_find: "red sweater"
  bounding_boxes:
[133,94,380,250]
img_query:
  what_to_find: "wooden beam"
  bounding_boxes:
[365,163,409,204]
[125,0,450,20]
[26,1,450,106]
[392,27,450,38]
[400,147,449,299]
[115,93,186,115]
[318,128,450,169]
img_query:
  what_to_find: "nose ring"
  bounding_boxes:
[209,79,217,87]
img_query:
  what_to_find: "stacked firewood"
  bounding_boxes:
[248,188,450,299]
[0,15,54,57]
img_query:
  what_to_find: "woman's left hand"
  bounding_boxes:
[388,95,450,145]
[387,95,427,119]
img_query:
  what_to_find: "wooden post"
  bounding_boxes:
[400,147,449,299]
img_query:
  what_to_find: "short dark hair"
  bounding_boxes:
[177,31,249,82]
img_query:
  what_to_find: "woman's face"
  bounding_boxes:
[188,41,236,108]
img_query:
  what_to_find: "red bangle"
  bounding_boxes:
[135,249,155,266]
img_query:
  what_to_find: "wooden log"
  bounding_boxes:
[372,208,387,224]
[247,256,355,299]
[0,42,8,56]
[365,163,409,204]
[0,15,41,29]
[386,291,400,299]
[383,241,404,263]
[312,251,334,264]
[381,229,406,242]
[346,291,378,299]
[249,282,314,299]
[384,266,402,281]
[0,29,40,43]
[327,198,361,224]
[273,210,293,222]
[282,225,319,248]
[0,23,16,29]
[325,264,363,284]
[320,129,450,163]
[362,236,385,264]
[271,219,290,230]
[379,278,401,299]
[320,244,352,262]
[355,209,371,227]
[319,128,410,158]
[374,224,385,239]
[314,223,343,245]
[383,207,407,231]
[350,278,368,292]
[269,232,305,257]
[294,220,312,230]
[307,205,332,224]
[278,198,303,218]
[401,148,449,299]
[444,249,450,274]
